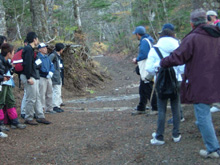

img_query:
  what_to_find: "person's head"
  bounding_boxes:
[55,43,65,54]
[26,32,39,46]
[133,26,146,40]
[1,43,14,60]
[190,9,207,29]
[24,38,28,46]
[206,10,218,24]
[38,43,48,55]
[159,23,176,38]
[0,36,7,47]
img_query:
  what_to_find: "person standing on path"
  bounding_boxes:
[20,32,51,125]
[131,26,157,115]
[49,43,65,113]
[159,9,220,158]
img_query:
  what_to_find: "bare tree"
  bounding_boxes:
[30,0,51,41]
[73,0,85,44]
[0,0,7,36]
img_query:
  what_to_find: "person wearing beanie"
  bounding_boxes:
[159,9,220,158]
[131,26,158,115]
[49,43,65,113]
[206,10,218,25]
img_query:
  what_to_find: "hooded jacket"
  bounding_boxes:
[160,24,220,104]
[146,37,184,81]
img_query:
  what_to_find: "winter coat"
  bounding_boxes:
[146,37,184,81]
[0,54,12,82]
[160,24,220,104]
[22,44,40,80]
[136,34,154,62]
[49,51,63,85]
[37,53,54,78]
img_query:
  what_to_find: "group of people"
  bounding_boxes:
[0,32,65,138]
[132,9,220,158]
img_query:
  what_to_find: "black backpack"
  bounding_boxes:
[154,47,178,100]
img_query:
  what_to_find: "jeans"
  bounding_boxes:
[193,103,219,152]
[137,80,157,111]
[156,96,180,141]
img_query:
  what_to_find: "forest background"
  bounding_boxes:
[0,0,219,55]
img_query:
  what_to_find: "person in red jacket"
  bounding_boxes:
[160,9,220,158]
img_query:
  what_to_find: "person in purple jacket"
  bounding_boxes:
[159,9,220,158]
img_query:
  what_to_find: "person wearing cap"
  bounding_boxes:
[49,43,65,113]
[159,9,220,158]
[20,32,51,125]
[206,10,218,25]
[37,43,56,114]
[145,23,183,145]
[131,26,157,115]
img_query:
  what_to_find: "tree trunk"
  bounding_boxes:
[30,0,50,42]
[73,0,85,44]
[0,0,7,36]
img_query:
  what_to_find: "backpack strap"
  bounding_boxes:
[143,38,152,49]
[154,47,163,59]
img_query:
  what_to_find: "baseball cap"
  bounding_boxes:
[207,10,218,16]
[38,43,47,49]
[158,23,175,34]
[132,26,146,35]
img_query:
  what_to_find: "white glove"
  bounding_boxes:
[46,71,53,79]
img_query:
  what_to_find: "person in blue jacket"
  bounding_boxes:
[37,43,56,114]
[131,26,157,115]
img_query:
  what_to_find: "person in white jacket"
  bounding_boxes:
[145,23,183,145]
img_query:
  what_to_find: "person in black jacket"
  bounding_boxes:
[20,32,51,125]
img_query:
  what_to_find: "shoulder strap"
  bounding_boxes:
[143,38,152,49]
[154,47,163,59]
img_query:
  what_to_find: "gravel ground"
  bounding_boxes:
[1,54,220,165]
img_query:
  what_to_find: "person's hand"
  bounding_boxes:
[46,71,53,79]
[132,58,137,64]
[27,79,34,85]
[3,76,10,81]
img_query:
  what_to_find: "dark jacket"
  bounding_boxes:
[37,53,54,78]
[160,24,220,104]
[22,44,40,80]
[0,54,12,82]
[49,51,63,85]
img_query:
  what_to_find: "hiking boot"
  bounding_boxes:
[134,106,149,111]
[36,118,51,124]
[60,103,65,107]
[20,114,25,119]
[0,132,8,138]
[148,110,158,115]
[53,107,62,113]
[199,149,220,158]
[24,120,38,125]
[11,124,26,129]
[0,125,10,131]
[45,110,57,114]
[172,135,181,143]
[131,110,146,116]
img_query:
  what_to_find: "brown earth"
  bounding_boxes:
[1,53,220,165]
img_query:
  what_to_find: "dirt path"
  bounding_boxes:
[1,54,220,165]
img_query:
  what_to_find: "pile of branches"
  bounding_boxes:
[48,44,108,92]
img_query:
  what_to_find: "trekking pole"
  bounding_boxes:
[150,70,159,103]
